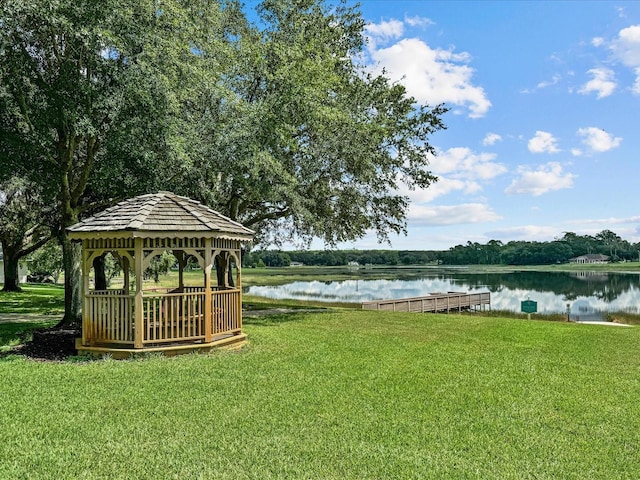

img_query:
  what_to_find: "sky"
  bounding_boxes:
[269,1,640,251]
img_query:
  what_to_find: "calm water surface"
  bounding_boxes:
[245,270,640,318]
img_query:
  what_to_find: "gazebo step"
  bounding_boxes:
[75,333,247,359]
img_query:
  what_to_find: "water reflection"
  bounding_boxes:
[244,270,640,315]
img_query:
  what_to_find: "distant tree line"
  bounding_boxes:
[244,249,439,267]
[245,230,640,267]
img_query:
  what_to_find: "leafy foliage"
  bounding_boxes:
[0,177,51,290]
[27,240,64,284]
[183,0,447,246]
[144,251,177,283]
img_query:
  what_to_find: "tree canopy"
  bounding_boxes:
[0,0,447,325]
[180,0,447,246]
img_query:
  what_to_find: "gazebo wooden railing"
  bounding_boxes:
[84,286,242,347]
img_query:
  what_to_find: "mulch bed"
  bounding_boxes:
[15,328,80,361]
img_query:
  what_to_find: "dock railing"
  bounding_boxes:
[362,291,490,313]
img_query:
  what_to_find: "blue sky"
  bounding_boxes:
[263,1,640,250]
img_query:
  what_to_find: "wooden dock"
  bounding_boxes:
[362,292,490,314]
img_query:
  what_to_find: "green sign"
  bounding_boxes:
[521,300,537,314]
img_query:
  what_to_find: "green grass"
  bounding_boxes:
[0,284,65,315]
[1,311,639,479]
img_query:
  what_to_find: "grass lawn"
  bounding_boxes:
[1,310,639,479]
[0,284,65,316]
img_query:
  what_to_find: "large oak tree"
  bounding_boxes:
[0,0,238,325]
[1,0,447,326]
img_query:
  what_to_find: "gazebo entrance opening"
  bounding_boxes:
[68,192,254,357]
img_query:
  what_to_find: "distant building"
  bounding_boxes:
[569,254,610,264]
[289,262,304,267]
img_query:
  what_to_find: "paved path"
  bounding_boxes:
[574,320,632,327]
[0,313,60,324]
[243,308,328,317]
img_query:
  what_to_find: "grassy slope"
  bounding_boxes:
[1,311,639,479]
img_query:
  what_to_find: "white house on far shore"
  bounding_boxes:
[0,248,29,284]
[569,254,610,264]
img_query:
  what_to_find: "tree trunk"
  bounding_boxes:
[57,232,82,328]
[93,254,107,291]
[215,253,235,288]
[1,243,22,292]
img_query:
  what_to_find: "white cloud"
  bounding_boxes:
[596,24,640,94]
[408,203,502,226]
[576,127,622,152]
[395,147,507,207]
[578,68,617,98]
[369,37,491,118]
[611,25,640,67]
[505,162,575,196]
[571,148,582,156]
[404,15,434,28]
[537,74,561,89]
[633,67,640,95]
[521,74,561,94]
[429,147,506,179]
[482,133,502,146]
[570,215,640,226]
[485,225,559,242]
[404,178,479,203]
[528,131,560,154]
[364,19,404,47]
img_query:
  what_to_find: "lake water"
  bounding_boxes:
[245,270,640,319]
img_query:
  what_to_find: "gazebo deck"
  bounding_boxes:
[76,332,247,359]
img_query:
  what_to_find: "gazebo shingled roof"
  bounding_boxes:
[68,191,254,239]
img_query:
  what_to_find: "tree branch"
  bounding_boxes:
[71,136,98,204]
[18,232,51,258]
[243,207,290,228]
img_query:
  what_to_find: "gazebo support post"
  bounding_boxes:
[134,237,144,349]
[204,238,213,343]
[81,245,91,346]
[236,257,242,332]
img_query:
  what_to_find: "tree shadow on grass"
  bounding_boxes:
[0,321,78,361]
[0,285,65,316]
[0,321,53,347]
[243,309,329,327]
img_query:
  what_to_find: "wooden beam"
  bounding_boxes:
[203,238,212,343]
[82,241,91,346]
[134,237,144,348]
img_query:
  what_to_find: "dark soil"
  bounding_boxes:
[15,328,79,361]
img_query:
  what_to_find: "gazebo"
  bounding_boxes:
[68,192,254,358]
